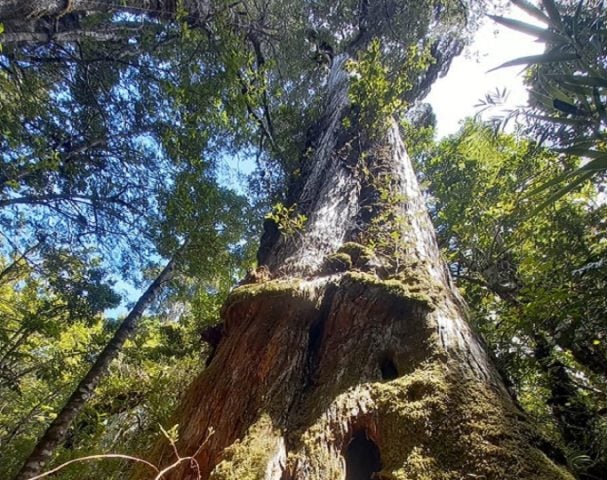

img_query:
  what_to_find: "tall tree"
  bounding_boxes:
[13,242,187,480]
[0,1,580,479]
[119,2,574,480]
[0,8,257,475]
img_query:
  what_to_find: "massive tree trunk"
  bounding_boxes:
[140,56,574,480]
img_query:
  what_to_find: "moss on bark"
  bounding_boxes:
[322,252,353,273]
[210,415,283,480]
[372,362,572,480]
[337,242,375,267]
[206,273,572,480]
[344,271,434,309]
[223,278,303,310]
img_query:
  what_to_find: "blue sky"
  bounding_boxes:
[108,7,545,318]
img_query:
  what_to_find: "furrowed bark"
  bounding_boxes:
[140,56,574,480]
[15,248,182,480]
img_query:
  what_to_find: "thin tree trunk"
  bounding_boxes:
[140,57,574,480]
[14,248,182,480]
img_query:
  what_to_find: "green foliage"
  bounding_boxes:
[490,0,607,202]
[416,119,607,479]
[0,1,506,478]
[0,15,259,477]
[365,177,409,268]
[236,0,475,196]
[0,11,258,281]
[347,39,432,135]
[0,250,216,479]
[265,203,308,236]
[0,255,115,477]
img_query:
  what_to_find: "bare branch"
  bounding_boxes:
[26,454,159,480]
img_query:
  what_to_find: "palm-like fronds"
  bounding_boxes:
[490,0,607,204]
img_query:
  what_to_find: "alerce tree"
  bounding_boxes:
[0,0,577,479]
[135,1,573,479]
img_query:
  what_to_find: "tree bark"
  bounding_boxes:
[140,57,574,480]
[15,248,182,480]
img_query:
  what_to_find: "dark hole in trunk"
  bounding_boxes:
[345,431,382,480]
[380,356,398,380]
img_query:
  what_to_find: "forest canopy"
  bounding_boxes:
[0,1,605,479]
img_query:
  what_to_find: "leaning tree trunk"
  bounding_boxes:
[142,56,573,480]
[15,249,182,480]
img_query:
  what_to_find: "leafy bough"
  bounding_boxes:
[488,0,606,208]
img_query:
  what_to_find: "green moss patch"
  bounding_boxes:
[222,278,303,311]
[344,271,434,310]
[210,415,281,480]
[322,252,353,273]
[372,362,573,480]
[337,242,375,267]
